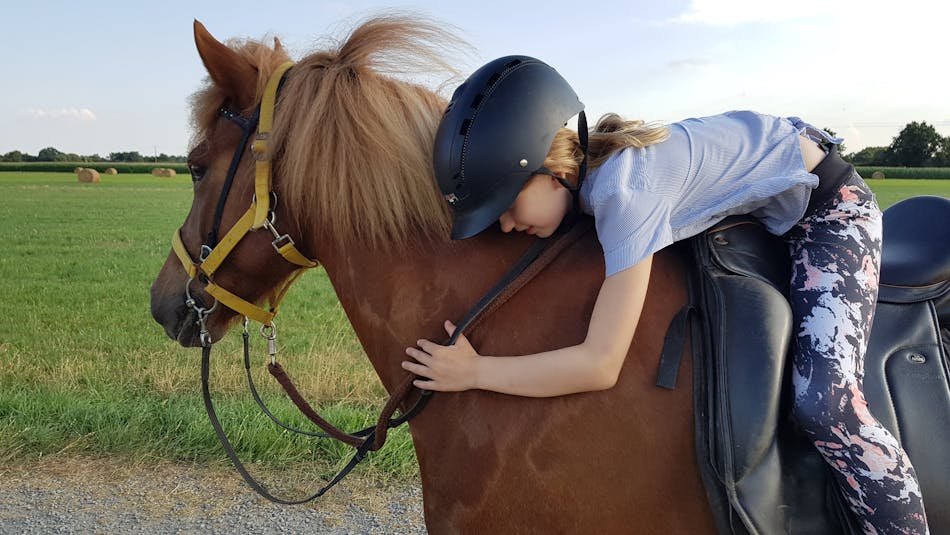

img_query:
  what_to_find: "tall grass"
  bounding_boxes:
[0,172,416,480]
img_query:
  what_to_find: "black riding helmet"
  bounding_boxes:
[433,55,588,240]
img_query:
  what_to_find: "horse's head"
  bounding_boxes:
[151,17,459,347]
[150,21,304,346]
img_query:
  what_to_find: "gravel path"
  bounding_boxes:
[0,457,426,534]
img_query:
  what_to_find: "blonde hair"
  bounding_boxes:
[543,113,670,186]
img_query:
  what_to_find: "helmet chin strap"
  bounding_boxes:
[536,111,589,235]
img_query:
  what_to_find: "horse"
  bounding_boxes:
[149,15,819,533]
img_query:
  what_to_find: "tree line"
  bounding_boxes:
[0,147,186,163]
[3,120,949,167]
[837,121,950,167]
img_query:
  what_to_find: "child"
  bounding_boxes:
[403,56,929,534]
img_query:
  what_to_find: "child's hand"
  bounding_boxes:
[402,320,480,391]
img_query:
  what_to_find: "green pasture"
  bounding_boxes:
[0,172,416,483]
[0,172,948,481]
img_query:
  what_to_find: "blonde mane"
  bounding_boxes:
[192,15,461,249]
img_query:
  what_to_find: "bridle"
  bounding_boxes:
[173,61,315,348]
[172,61,435,504]
[169,60,595,505]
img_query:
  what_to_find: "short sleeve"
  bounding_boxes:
[591,187,674,277]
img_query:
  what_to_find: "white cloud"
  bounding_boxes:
[24,107,97,121]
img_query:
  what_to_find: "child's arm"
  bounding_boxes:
[402,255,653,397]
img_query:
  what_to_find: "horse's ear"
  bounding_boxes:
[193,20,257,110]
[273,36,285,56]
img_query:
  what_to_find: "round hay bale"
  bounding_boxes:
[151,168,163,177]
[162,168,177,177]
[74,167,84,173]
[871,171,885,179]
[104,167,118,175]
[152,167,177,178]
[77,168,100,183]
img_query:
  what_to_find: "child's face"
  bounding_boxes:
[498,173,572,238]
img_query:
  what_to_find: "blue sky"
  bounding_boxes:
[3,0,948,157]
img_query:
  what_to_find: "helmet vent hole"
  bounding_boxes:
[486,72,501,87]
[504,59,522,69]
[471,94,484,108]
[459,118,473,136]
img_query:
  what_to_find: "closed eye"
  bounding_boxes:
[189,164,207,182]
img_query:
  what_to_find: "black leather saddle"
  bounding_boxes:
[669,195,950,534]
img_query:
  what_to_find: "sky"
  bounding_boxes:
[3,0,949,157]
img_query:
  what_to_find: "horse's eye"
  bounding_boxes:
[189,164,207,182]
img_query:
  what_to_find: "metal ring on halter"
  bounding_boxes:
[252,192,278,224]
[199,244,214,262]
[260,323,277,365]
[260,323,276,339]
[184,276,219,316]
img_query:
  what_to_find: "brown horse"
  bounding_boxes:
[150,15,716,533]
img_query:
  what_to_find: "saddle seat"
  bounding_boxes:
[678,195,950,534]
[879,196,950,314]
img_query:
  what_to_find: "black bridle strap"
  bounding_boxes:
[202,344,375,505]
[207,107,262,249]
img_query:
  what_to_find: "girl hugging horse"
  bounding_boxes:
[403,56,929,534]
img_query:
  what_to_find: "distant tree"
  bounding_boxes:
[36,146,64,162]
[822,127,846,156]
[888,121,942,166]
[848,146,891,166]
[109,151,144,162]
[1,150,25,162]
[934,136,950,167]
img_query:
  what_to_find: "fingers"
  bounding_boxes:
[416,338,441,353]
[401,359,429,375]
[412,378,436,389]
[405,346,433,363]
[401,357,439,390]
[444,319,456,337]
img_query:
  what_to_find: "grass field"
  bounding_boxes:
[0,172,416,483]
[1,172,948,482]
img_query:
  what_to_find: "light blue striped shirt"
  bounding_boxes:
[579,110,840,277]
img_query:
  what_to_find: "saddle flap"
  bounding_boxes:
[690,226,847,534]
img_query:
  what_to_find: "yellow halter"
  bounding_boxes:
[172,61,317,343]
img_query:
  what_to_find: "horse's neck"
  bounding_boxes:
[315,232,536,392]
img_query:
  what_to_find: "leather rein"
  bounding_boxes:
[172,61,593,504]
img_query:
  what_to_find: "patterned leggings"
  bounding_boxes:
[784,174,929,534]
